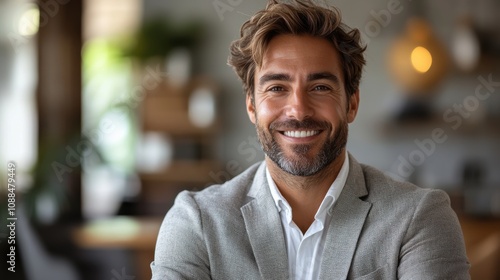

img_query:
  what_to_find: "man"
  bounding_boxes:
[151,1,470,279]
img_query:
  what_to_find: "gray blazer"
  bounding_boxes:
[151,155,470,279]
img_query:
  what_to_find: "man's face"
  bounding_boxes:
[247,34,359,176]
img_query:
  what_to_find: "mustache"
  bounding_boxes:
[269,119,331,131]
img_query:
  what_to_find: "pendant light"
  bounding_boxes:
[387,17,449,96]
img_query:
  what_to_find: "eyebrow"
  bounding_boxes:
[258,73,292,86]
[258,72,340,86]
[307,72,341,85]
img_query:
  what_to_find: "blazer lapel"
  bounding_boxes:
[319,155,372,280]
[241,163,289,280]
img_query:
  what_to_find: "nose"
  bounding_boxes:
[284,88,314,121]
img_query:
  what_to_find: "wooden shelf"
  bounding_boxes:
[141,77,220,135]
[380,116,500,136]
[139,160,222,185]
[136,76,221,216]
[142,109,220,136]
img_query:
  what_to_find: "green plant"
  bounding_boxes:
[122,18,204,62]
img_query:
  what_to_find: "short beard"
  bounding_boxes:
[255,118,348,177]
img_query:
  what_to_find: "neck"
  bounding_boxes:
[267,151,346,233]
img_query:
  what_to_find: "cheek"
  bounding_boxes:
[255,100,281,121]
[316,101,347,123]
[334,104,347,120]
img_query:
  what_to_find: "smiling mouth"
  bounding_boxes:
[282,130,320,138]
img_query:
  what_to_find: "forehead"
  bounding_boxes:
[258,34,344,81]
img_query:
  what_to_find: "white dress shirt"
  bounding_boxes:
[266,153,349,280]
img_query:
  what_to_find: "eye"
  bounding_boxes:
[268,86,285,92]
[312,85,331,92]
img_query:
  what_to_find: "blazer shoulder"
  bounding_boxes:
[179,162,263,211]
[360,163,449,203]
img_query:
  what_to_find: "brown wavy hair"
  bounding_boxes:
[228,0,366,98]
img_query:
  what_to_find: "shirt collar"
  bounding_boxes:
[266,151,350,218]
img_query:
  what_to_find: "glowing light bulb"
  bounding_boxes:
[411,46,433,73]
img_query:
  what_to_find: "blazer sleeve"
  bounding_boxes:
[398,189,471,279]
[151,191,211,280]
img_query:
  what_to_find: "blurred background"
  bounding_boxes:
[0,0,499,279]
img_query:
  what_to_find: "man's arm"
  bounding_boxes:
[151,191,211,280]
[398,189,470,279]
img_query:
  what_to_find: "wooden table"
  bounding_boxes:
[72,214,500,279]
[458,215,500,279]
[72,216,162,280]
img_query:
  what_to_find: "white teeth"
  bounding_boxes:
[284,131,319,138]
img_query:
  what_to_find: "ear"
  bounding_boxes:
[347,90,359,123]
[246,94,256,124]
